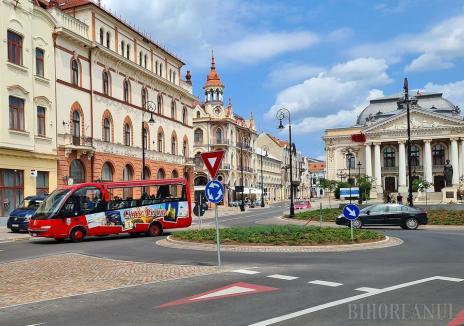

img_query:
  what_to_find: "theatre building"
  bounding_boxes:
[51,0,196,191]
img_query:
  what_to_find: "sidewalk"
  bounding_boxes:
[0,227,30,243]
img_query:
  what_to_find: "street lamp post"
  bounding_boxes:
[239,134,250,212]
[400,78,414,206]
[346,152,354,204]
[141,101,156,180]
[276,108,295,217]
[357,161,362,203]
[309,171,312,202]
[260,145,269,207]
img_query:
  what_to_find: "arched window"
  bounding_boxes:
[196,111,201,119]
[411,145,420,167]
[183,140,188,157]
[215,128,223,144]
[144,54,147,68]
[103,118,111,142]
[123,165,133,198]
[182,107,187,124]
[157,94,163,115]
[194,152,203,169]
[120,41,125,56]
[123,80,130,102]
[171,100,176,119]
[432,144,445,165]
[101,162,113,181]
[159,63,163,77]
[126,44,130,59]
[173,71,176,84]
[383,147,395,167]
[139,51,142,66]
[72,111,80,144]
[124,123,131,146]
[194,128,203,144]
[71,60,79,85]
[106,32,110,48]
[157,131,164,152]
[102,71,109,95]
[171,135,177,155]
[141,88,147,108]
[99,28,104,45]
[70,160,85,184]
[157,168,165,180]
[143,166,151,180]
[171,170,179,178]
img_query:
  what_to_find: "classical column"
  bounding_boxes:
[374,142,382,191]
[460,138,464,180]
[451,138,459,186]
[423,139,433,185]
[365,143,372,177]
[398,140,406,192]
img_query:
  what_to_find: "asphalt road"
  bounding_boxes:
[0,204,463,326]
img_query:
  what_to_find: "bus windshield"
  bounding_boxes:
[33,189,70,219]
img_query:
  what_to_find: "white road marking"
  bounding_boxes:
[355,287,380,293]
[25,323,47,326]
[232,269,261,275]
[308,280,343,287]
[267,274,299,281]
[190,286,255,301]
[249,276,464,326]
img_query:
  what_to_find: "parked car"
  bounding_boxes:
[294,200,311,210]
[335,204,427,230]
[7,195,47,232]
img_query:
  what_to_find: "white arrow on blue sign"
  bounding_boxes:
[205,180,224,204]
[343,204,360,221]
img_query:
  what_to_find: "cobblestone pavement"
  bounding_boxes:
[0,227,30,243]
[0,253,223,309]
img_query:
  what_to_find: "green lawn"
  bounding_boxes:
[290,207,464,225]
[172,225,385,246]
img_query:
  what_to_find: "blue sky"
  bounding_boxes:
[102,0,464,160]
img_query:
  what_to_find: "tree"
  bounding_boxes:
[418,180,433,209]
[356,175,373,201]
[319,178,337,208]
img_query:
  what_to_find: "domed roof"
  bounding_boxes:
[204,52,224,89]
[357,92,460,125]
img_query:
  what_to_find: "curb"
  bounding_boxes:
[157,235,403,253]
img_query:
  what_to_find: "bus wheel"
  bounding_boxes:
[54,238,65,243]
[70,227,86,242]
[147,223,163,237]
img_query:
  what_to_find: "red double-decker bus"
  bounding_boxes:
[28,178,192,242]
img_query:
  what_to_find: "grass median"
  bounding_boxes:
[290,207,464,225]
[172,225,385,246]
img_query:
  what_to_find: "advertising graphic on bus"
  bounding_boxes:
[28,178,191,242]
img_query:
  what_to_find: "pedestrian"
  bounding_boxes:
[397,193,403,204]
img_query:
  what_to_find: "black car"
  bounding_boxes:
[7,195,47,232]
[335,204,428,230]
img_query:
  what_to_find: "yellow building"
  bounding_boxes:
[0,0,57,216]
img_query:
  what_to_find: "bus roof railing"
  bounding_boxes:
[100,178,188,189]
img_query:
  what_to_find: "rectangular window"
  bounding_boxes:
[36,48,44,77]
[36,171,49,195]
[7,31,23,65]
[9,96,25,131]
[37,106,46,136]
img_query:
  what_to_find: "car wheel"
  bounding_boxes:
[400,225,407,230]
[70,227,86,242]
[147,223,163,237]
[352,218,363,229]
[405,217,419,230]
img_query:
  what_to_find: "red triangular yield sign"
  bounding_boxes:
[155,282,278,308]
[200,150,225,178]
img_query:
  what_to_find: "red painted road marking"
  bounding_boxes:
[448,309,464,326]
[155,282,278,308]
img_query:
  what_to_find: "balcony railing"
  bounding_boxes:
[237,166,254,173]
[60,134,93,148]
[210,139,230,146]
[50,7,89,39]
[236,142,252,150]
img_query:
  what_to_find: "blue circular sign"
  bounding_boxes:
[343,204,360,221]
[205,180,224,204]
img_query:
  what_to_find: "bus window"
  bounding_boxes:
[74,187,104,215]
[61,196,79,217]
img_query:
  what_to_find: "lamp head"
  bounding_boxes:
[278,119,284,130]
[148,113,155,125]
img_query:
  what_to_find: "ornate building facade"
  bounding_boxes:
[193,55,258,205]
[0,0,58,216]
[324,90,464,198]
[50,0,196,191]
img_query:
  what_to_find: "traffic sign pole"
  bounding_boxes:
[214,204,221,267]
[350,220,353,241]
[343,204,360,242]
[198,196,202,230]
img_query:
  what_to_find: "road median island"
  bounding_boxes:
[160,225,402,253]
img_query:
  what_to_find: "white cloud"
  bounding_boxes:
[266,57,392,120]
[101,0,318,68]
[266,62,323,88]
[326,28,354,42]
[349,14,464,72]
[424,80,464,108]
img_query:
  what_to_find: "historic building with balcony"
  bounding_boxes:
[50,0,196,190]
[324,89,464,199]
[192,54,257,205]
[0,0,58,216]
